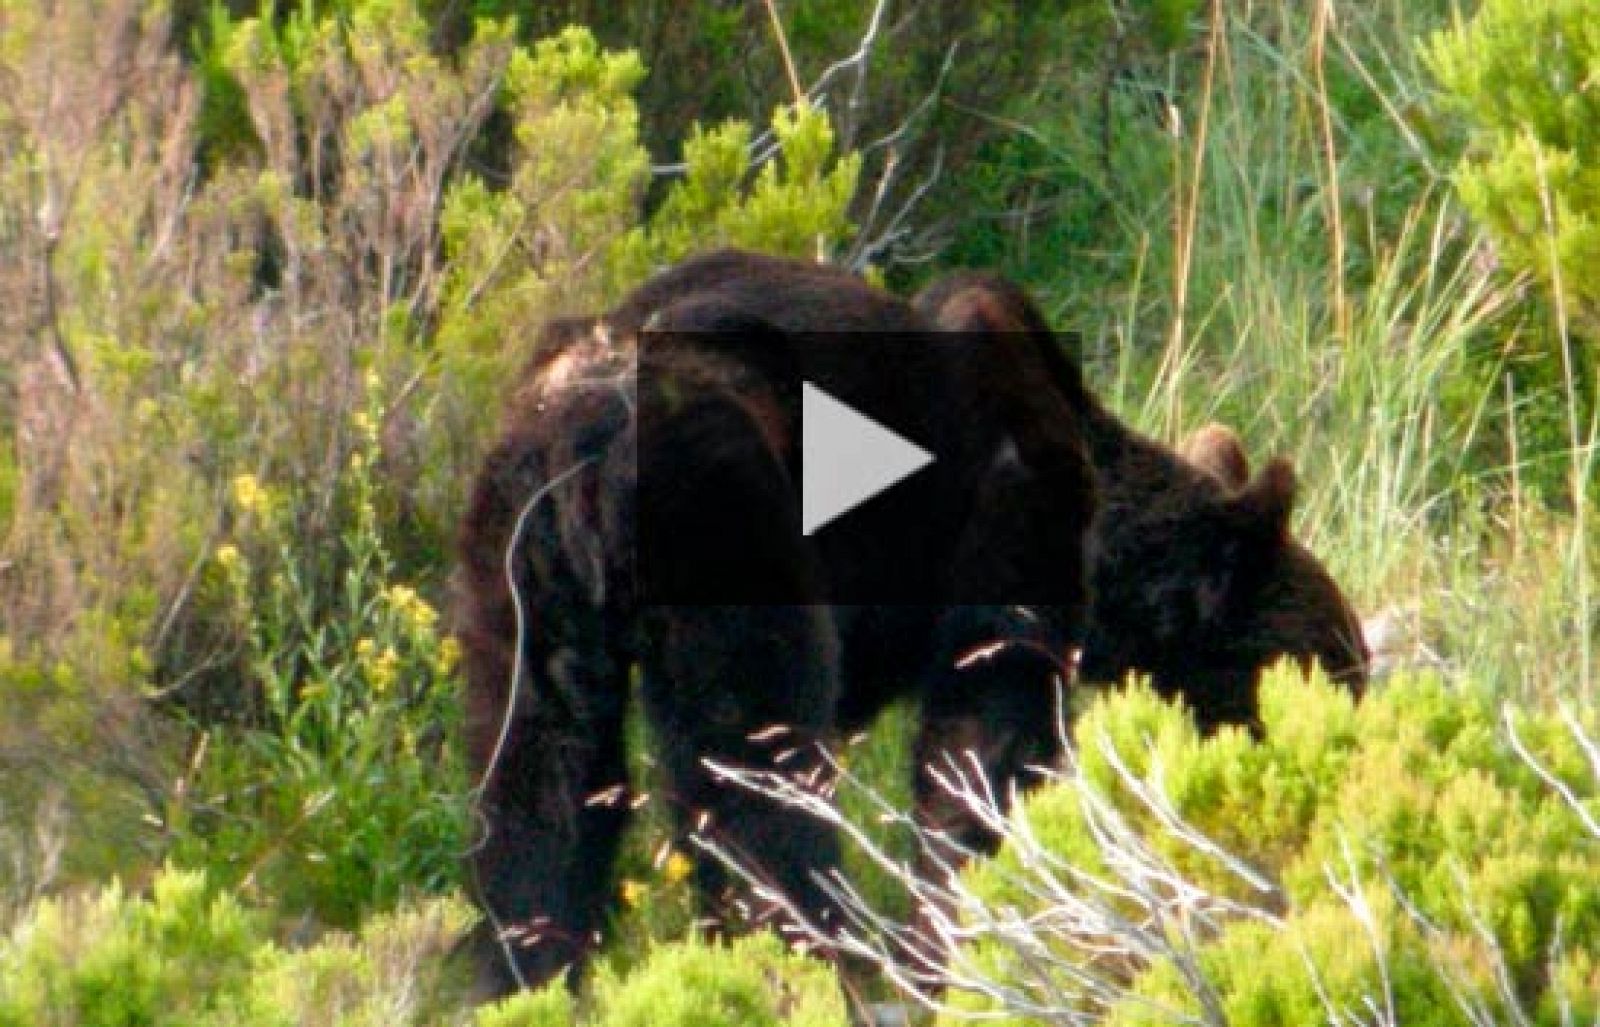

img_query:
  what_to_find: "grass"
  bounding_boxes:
[1049,0,1596,712]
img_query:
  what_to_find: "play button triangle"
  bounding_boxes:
[802,382,935,536]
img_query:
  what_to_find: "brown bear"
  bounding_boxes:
[454,250,1098,996]
[914,272,1369,733]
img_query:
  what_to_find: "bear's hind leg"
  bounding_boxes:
[640,603,844,944]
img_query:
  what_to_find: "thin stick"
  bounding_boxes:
[763,0,806,108]
[1164,0,1224,425]
[1310,0,1348,340]
[1531,136,1594,703]
[761,0,827,261]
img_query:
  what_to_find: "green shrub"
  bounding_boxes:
[941,668,1600,1024]
[0,866,474,1026]
[0,869,259,1026]
[0,868,843,1027]
[165,376,469,928]
[1423,0,1600,506]
[1424,0,1600,330]
[479,934,846,1027]
[248,898,477,1025]
[607,100,860,285]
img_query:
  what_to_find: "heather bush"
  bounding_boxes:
[935,669,1600,1023]
[0,866,474,1026]
[1423,0,1600,498]
[479,935,846,1027]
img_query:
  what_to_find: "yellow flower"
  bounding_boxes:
[435,637,462,676]
[356,634,401,696]
[231,474,271,519]
[663,851,693,886]
[620,879,647,908]
[355,371,385,442]
[385,584,439,633]
[214,544,242,572]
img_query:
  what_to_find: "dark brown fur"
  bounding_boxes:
[455,251,1098,996]
[915,273,1368,733]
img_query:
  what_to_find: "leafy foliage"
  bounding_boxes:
[163,375,469,927]
[943,669,1600,1023]
[1425,0,1600,329]
[480,935,846,1027]
[1423,0,1600,490]
[0,866,474,1026]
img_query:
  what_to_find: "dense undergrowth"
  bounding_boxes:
[1,0,1597,1022]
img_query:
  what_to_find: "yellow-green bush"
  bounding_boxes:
[943,669,1600,1024]
[0,867,474,1026]
[1423,0,1600,487]
[0,867,845,1027]
[479,934,846,1027]
[1424,0,1600,329]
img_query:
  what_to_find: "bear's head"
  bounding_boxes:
[1079,450,1367,730]
[915,274,1368,732]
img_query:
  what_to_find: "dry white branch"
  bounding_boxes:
[697,711,1285,1024]
[1503,702,1600,840]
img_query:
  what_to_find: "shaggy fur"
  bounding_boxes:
[915,272,1368,733]
[455,251,1098,995]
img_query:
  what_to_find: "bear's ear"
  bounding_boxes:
[915,275,1097,478]
[1189,459,1296,626]
[1229,457,1297,543]
[1181,422,1251,490]
[915,274,1057,337]
[930,284,1033,335]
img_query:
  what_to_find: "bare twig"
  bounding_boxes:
[694,700,1288,1024]
[1503,702,1600,841]
[1310,0,1349,340]
[762,0,806,108]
